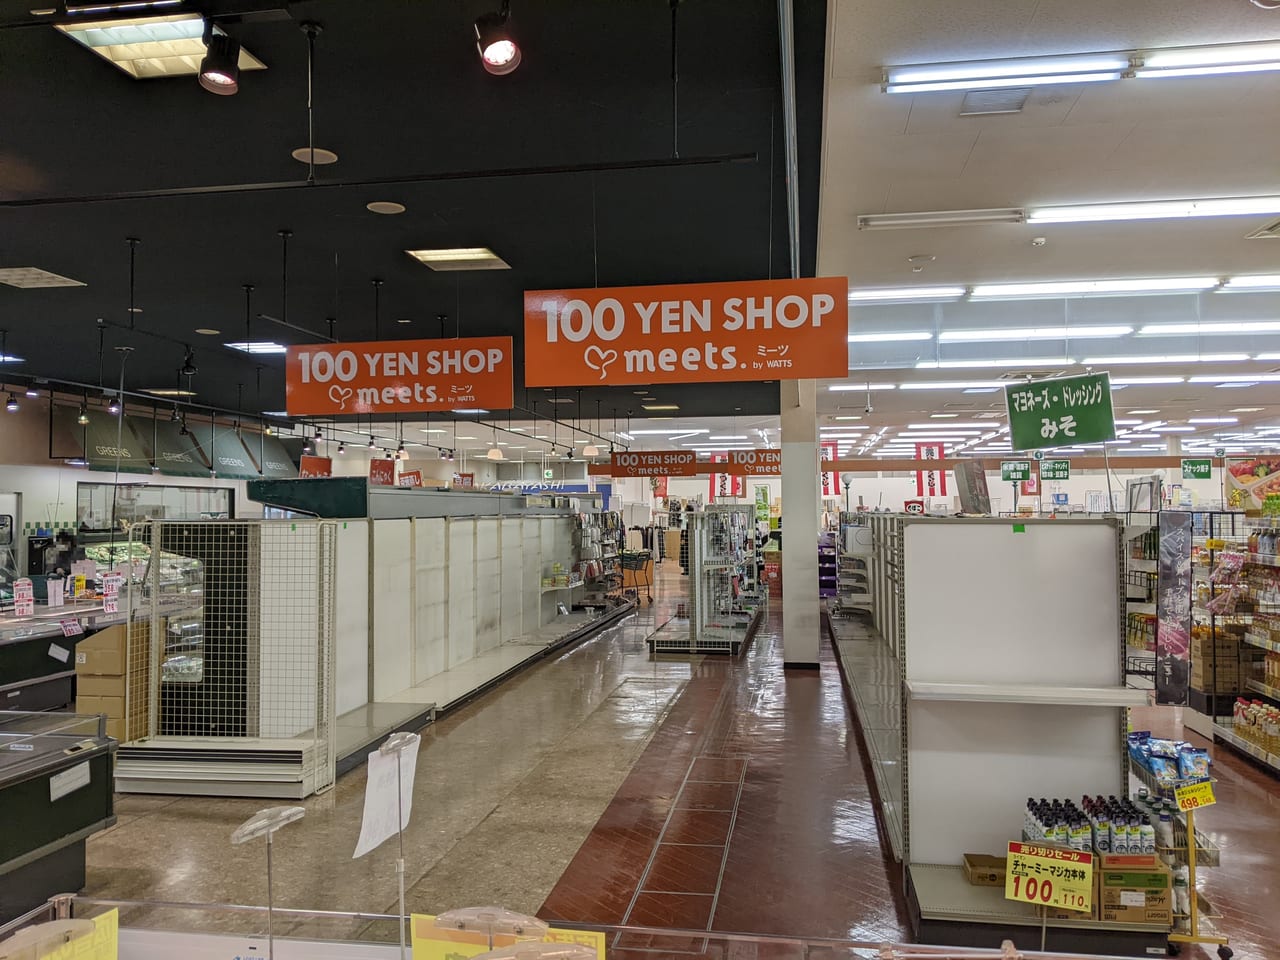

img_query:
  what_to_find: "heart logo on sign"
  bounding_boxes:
[583,346,618,380]
[328,385,353,410]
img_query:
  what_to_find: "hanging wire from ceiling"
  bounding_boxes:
[126,236,140,328]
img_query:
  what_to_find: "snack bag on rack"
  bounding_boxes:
[1204,583,1243,615]
[1208,551,1246,584]
[1177,746,1211,780]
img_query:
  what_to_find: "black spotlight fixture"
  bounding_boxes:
[4,394,17,413]
[313,426,323,441]
[170,407,182,423]
[438,448,448,461]
[563,447,574,461]
[368,435,376,450]
[108,396,122,415]
[447,449,455,462]
[337,441,346,455]
[180,348,198,377]
[199,22,241,95]
[474,1,521,75]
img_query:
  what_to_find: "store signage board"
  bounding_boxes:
[285,337,514,416]
[398,470,423,488]
[147,418,212,477]
[369,458,396,486]
[352,737,420,858]
[1041,460,1071,481]
[411,914,605,960]
[1005,372,1115,451]
[298,455,333,478]
[1181,458,1212,480]
[755,485,770,523]
[1001,461,1032,482]
[1005,841,1093,914]
[1174,777,1215,812]
[523,277,849,387]
[611,451,698,477]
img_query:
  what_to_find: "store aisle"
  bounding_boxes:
[538,571,908,943]
[84,575,696,935]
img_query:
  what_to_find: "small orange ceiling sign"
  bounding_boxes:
[524,277,849,386]
[593,449,781,476]
[285,337,514,416]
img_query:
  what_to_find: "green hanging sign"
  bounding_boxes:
[1001,460,1032,482]
[1005,372,1115,451]
[1181,459,1212,481]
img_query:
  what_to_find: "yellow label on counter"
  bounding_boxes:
[38,908,117,960]
[1005,842,1093,913]
[1175,777,1216,812]
[411,914,605,960]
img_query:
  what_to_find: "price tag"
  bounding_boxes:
[1205,538,1227,551]
[14,598,34,617]
[1175,777,1216,812]
[1005,841,1093,913]
[103,596,118,615]
[59,618,84,638]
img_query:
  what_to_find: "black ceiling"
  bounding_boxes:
[0,0,827,424]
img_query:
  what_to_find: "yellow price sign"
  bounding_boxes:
[1005,842,1093,913]
[411,914,605,960]
[1175,777,1216,812]
[1204,538,1227,551]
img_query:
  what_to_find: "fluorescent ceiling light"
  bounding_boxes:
[1136,40,1280,78]
[707,434,747,440]
[1139,320,1280,335]
[1028,198,1280,224]
[1136,62,1280,79]
[973,278,1218,298]
[856,209,1023,230]
[453,409,488,414]
[847,331,935,343]
[908,422,993,429]
[939,325,1132,342]
[405,247,510,271]
[1123,433,1163,439]
[0,267,85,288]
[1081,354,1248,365]
[829,384,896,392]
[140,387,195,397]
[1153,426,1196,433]
[886,71,1122,94]
[0,353,24,362]
[916,358,1069,370]
[1222,275,1280,291]
[1129,409,1160,414]
[1190,374,1280,383]
[629,429,708,435]
[883,53,1128,93]
[1110,376,1187,385]
[833,416,863,421]
[1230,408,1263,413]
[847,287,964,302]
[1114,419,1143,425]
[225,341,287,355]
[1188,417,1239,425]
[668,432,703,441]
[55,13,266,80]
[900,380,1007,390]
[642,404,679,411]
[419,428,447,434]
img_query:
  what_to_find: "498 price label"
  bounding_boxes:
[1175,778,1216,812]
[1005,842,1093,913]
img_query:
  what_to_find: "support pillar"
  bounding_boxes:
[780,379,820,667]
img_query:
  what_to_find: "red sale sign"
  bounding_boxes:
[915,443,947,497]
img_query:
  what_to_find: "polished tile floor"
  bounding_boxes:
[82,561,1280,957]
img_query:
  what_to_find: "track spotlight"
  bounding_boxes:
[170,407,182,423]
[180,349,198,377]
[108,396,121,415]
[78,405,90,426]
[447,449,455,462]
[313,427,323,441]
[474,1,521,75]
[24,386,38,399]
[385,450,394,460]
[563,448,574,461]
[199,24,241,96]
[4,394,17,413]
[368,435,377,450]
[337,441,346,454]
[438,448,449,460]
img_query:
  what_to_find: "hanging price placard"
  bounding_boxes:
[1005,842,1093,913]
[1174,777,1216,812]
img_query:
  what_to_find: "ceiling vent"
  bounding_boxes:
[0,267,85,289]
[1245,219,1280,239]
[960,88,1031,116]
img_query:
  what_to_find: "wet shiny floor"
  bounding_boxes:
[82,562,1279,957]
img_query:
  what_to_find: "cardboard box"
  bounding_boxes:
[1098,860,1172,925]
[74,647,123,676]
[962,853,1007,886]
[105,718,124,741]
[77,694,124,717]
[76,674,125,698]
[77,624,126,657]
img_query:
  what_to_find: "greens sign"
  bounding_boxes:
[1001,460,1032,482]
[1181,459,1212,481]
[1005,372,1115,451]
[1041,459,1071,481]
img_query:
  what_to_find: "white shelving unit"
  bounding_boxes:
[850,516,1153,950]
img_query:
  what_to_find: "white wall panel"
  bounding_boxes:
[500,517,525,641]
[447,519,477,667]
[474,518,502,653]
[414,517,448,683]
[522,518,541,629]
[371,519,413,700]
[334,520,370,715]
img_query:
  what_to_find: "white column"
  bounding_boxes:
[780,379,820,666]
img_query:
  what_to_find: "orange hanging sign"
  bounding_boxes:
[524,277,849,386]
[285,337,514,417]
[609,451,698,477]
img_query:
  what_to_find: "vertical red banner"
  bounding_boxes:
[653,476,669,499]
[820,441,840,497]
[915,443,947,497]
[709,454,744,499]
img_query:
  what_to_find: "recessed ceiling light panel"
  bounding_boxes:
[0,267,85,288]
[405,247,510,271]
[225,340,287,355]
[55,14,266,80]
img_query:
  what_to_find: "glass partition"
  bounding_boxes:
[76,482,234,534]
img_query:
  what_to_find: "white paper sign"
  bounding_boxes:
[48,579,64,607]
[1120,890,1146,907]
[49,761,92,801]
[13,578,33,601]
[103,574,124,598]
[71,560,96,580]
[60,618,84,638]
[352,738,419,858]
[48,643,70,663]
[103,596,118,615]
[15,598,34,617]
